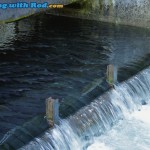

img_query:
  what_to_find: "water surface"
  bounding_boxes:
[0,14,150,139]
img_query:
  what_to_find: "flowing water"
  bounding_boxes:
[87,104,150,150]
[19,67,150,150]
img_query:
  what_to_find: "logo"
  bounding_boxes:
[0,2,64,9]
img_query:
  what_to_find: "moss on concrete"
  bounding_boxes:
[48,0,150,28]
[0,9,46,24]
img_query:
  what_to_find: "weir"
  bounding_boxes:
[18,66,150,150]
[0,14,150,149]
[0,1,150,150]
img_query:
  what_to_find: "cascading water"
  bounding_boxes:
[20,67,150,150]
[87,104,150,150]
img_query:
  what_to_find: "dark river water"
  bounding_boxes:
[0,14,150,140]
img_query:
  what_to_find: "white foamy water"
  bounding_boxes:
[87,104,150,150]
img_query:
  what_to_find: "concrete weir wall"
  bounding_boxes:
[0,0,150,27]
[51,0,150,28]
[0,0,76,23]
[85,0,150,27]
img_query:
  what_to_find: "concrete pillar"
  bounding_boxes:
[106,64,118,86]
[46,97,60,126]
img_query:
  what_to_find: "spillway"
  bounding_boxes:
[19,67,150,150]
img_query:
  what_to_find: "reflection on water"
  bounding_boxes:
[0,14,150,139]
[0,23,16,48]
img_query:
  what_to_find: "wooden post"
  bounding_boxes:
[46,97,60,126]
[106,64,118,86]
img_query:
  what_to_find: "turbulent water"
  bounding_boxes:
[88,105,150,150]
[19,66,150,150]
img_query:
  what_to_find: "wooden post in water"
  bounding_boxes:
[106,64,118,86]
[46,97,60,127]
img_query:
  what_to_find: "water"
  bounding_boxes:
[0,14,150,147]
[19,66,150,150]
[87,105,150,150]
[0,14,150,140]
